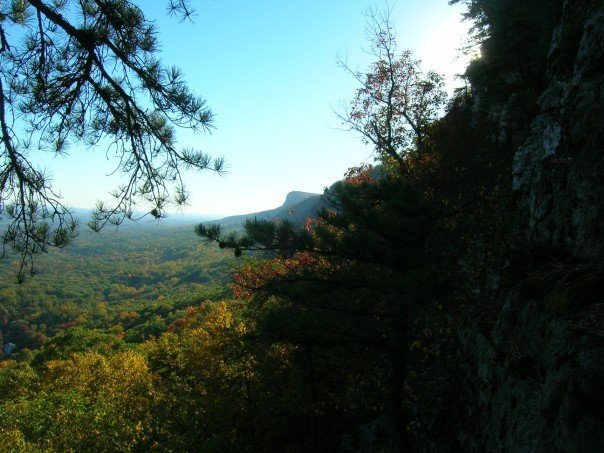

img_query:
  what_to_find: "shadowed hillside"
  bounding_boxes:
[214,191,326,229]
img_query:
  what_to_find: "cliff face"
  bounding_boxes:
[512,0,604,259]
[460,1,604,450]
[460,295,604,451]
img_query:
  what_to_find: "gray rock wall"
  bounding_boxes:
[460,2,604,450]
[460,296,603,451]
[512,0,604,259]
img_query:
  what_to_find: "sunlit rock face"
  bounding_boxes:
[513,0,604,259]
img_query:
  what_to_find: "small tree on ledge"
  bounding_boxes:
[336,6,446,169]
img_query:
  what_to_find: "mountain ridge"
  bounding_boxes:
[213,191,326,229]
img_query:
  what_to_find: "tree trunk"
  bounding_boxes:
[302,346,322,451]
[387,316,412,453]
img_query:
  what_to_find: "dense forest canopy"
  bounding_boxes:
[0,223,233,350]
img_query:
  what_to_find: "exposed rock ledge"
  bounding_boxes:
[512,0,604,259]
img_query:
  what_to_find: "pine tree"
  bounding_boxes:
[0,0,223,279]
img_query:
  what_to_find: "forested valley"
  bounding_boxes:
[1,0,602,452]
[0,222,234,350]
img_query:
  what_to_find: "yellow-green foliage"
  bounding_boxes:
[0,351,155,452]
[0,301,314,451]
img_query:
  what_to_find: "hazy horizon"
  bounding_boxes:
[30,0,472,217]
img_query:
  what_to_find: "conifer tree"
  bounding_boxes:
[195,9,450,449]
[0,0,223,279]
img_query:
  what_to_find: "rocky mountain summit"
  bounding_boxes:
[213,191,325,229]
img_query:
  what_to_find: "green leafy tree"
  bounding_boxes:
[0,350,157,452]
[336,7,446,167]
[198,171,447,453]
[0,0,224,279]
[30,326,127,367]
[451,0,562,104]
[145,300,316,451]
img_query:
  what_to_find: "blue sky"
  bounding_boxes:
[40,0,472,218]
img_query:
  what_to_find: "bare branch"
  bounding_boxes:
[336,7,446,168]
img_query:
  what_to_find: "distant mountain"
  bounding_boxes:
[214,191,326,229]
[0,194,326,232]
[0,208,218,231]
